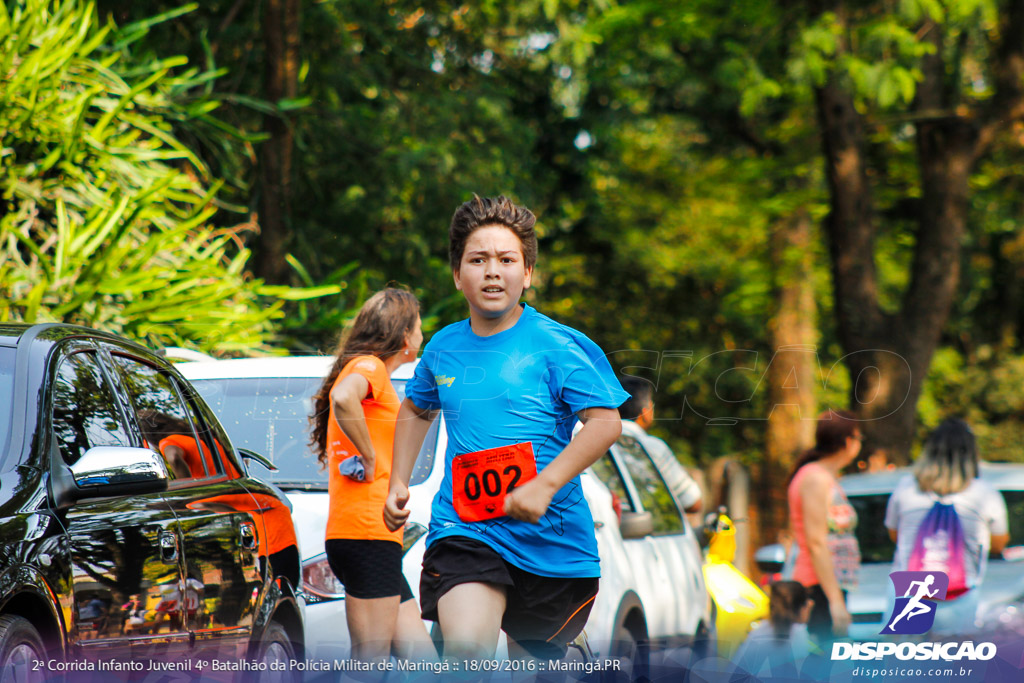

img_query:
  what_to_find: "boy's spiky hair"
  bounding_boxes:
[449,195,538,271]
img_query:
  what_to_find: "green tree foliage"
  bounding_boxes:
[0,0,336,353]
[93,0,556,341]
[528,1,843,467]
[552,0,1024,465]
[76,0,1024,468]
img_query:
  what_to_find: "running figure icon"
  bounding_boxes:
[887,574,938,630]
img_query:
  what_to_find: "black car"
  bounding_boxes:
[0,323,303,679]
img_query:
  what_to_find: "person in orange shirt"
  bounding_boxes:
[138,410,202,479]
[158,431,218,478]
[309,288,434,663]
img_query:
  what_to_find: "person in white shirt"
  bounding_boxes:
[618,376,702,514]
[884,418,1009,634]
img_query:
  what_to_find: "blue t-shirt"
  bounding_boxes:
[406,303,629,578]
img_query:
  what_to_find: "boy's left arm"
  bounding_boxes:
[503,406,622,523]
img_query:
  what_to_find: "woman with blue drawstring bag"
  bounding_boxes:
[884,418,1009,635]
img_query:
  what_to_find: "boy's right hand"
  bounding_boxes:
[384,484,411,531]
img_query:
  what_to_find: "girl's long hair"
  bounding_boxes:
[768,580,809,640]
[913,418,978,496]
[309,288,420,466]
[787,409,859,484]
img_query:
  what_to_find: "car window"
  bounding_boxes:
[848,493,895,563]
[589,451,635,513]
[51,351,131,465]
[111,355,216,481]
[1000,490,1024,550]
[0,347,13,457]
[179,378,244,479]
[188,376,439,488]
[615,434,684,534]
[173,376,228,479]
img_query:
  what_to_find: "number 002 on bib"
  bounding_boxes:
[452,442,537,522]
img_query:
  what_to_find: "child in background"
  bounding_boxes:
[732,580,814,678]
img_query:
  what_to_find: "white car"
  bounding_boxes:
[178,356,712,664]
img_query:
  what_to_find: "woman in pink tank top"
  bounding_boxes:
[787,410,862,643]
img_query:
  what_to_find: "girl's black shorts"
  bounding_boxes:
[419,536,599,659]
[325,538,415,601]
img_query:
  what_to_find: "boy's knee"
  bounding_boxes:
[440,636,497,661]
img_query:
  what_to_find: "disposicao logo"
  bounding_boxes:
[882,571,947,635]
[831,569,997,664]
[831,641,996,662]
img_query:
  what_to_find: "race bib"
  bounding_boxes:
[452,442,537,522]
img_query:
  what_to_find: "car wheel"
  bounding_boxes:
[253,621,297,683]
[610,618,649,682]
[0,615,46,683]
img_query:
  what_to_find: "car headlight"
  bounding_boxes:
[303,554,345,601]
[302,523,428,603]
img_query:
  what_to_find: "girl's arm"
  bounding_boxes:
[330,373,376,482]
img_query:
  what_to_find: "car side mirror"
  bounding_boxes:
[619,510,654,539]
[236,449,293,513]
[70,447,169,499]
[754,543,787,574]
[238,448,279,473]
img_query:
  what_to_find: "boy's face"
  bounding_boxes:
[453,224,533,322]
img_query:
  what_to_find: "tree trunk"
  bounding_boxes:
[256,0,300,284]
[757,210,818,550]
[814,70,970,463]
[838,339,917,461]
[810,2,1024,463]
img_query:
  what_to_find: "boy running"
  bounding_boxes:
[384,195,627,661]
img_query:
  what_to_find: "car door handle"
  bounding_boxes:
[160,531,178,563]
[239,522,257,550]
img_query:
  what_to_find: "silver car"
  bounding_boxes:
[756,463,1024,640]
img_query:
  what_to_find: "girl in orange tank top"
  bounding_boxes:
[308,288,434,664]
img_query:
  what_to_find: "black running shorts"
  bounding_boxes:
[325,538,415,601]
[419,536,599,659]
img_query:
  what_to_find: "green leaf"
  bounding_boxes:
[286,254,315,287]
[257,285,344,300]
[276,96,312,112]
[113,3,199,49]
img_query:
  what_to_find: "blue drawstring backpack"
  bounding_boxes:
[907,500,968,600]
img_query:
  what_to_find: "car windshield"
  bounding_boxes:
[851,487,1024,564]
[849,493,895,563]
[189,376,439,491]
[0,347,13,455]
